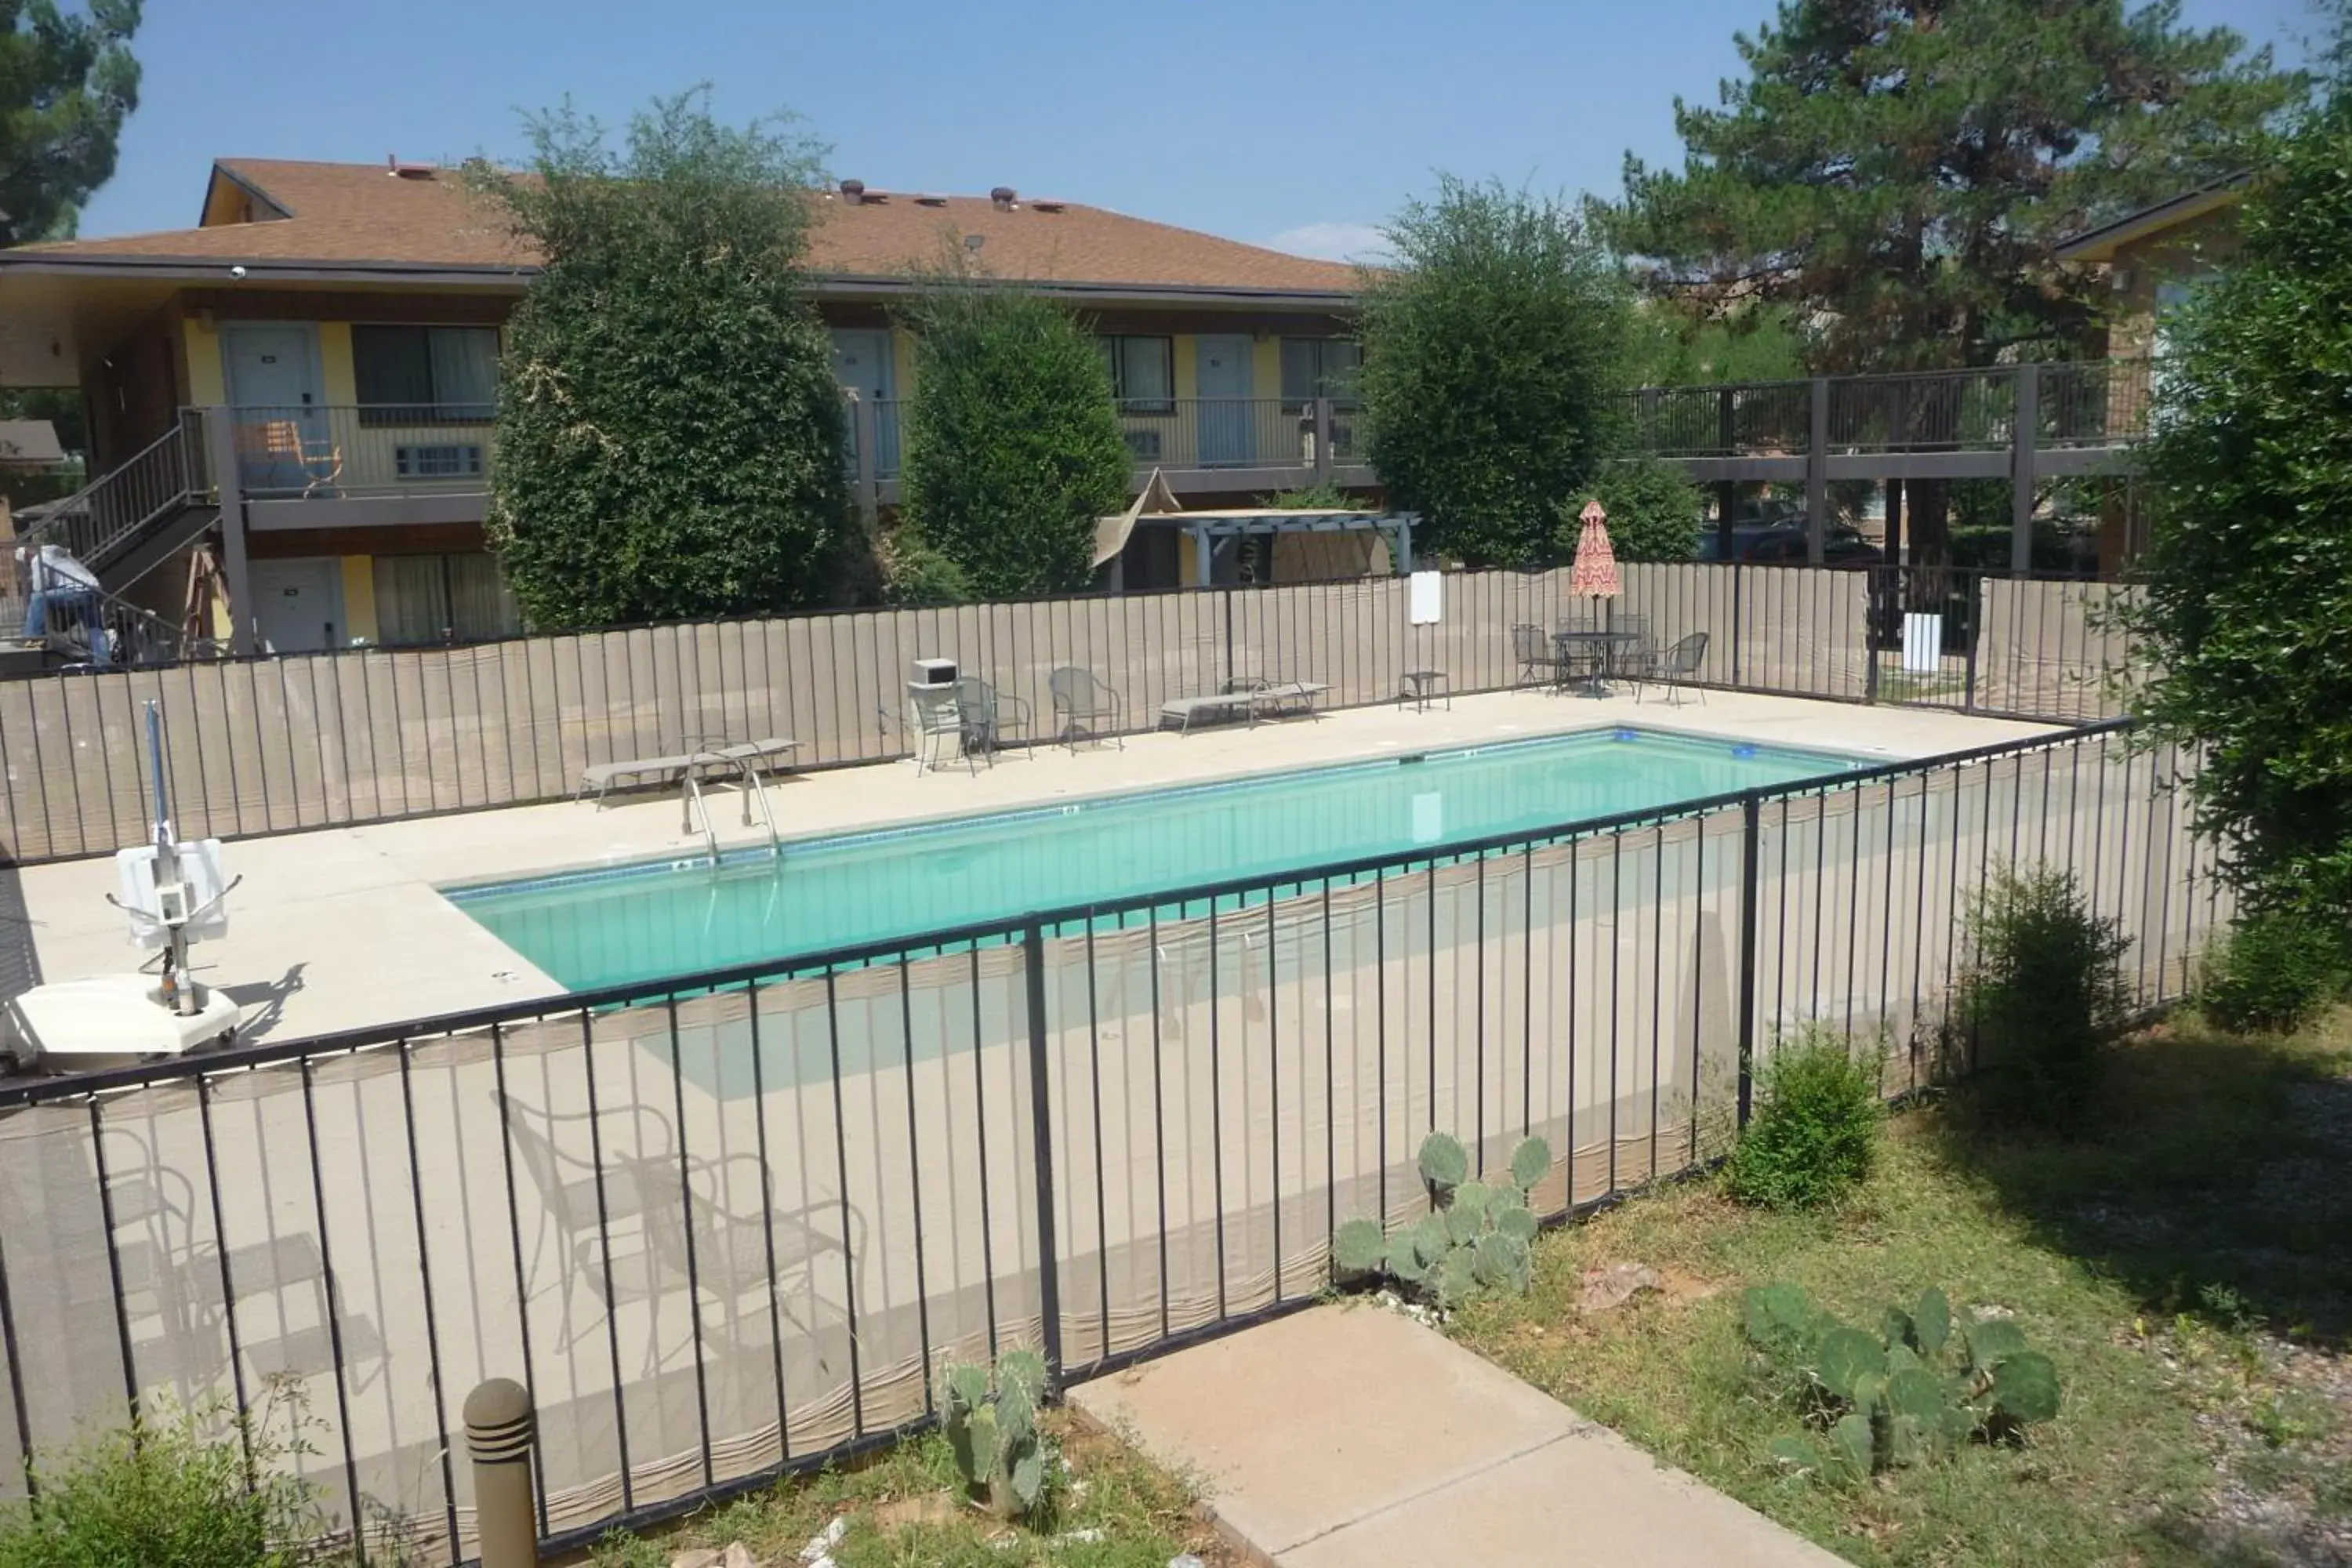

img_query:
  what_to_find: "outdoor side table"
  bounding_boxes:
[1399,669,1451,711]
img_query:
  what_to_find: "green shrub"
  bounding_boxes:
[1726,1028,1882,1210]
[1568,456,1703,564]
[1957,866,2131,1128]
[0,1404,317,1568]
[476,93,852,629]
[1744,1282,2062,1482]
[2201,909,2344,1035]
[1331,1131,1551,1311]
[2118,85,2352,929]
[898,270,1133,601]
[1357,177,1636,568]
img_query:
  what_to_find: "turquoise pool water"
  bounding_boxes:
[448,727,1871,993]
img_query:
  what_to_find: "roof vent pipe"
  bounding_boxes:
[990,186,1016,210]
[840,178,866,204]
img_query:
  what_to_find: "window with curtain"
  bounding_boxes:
[1280,338,1362,410]
[1098,336,1174,412]
[352,326,500,426]
[371,552,522,645]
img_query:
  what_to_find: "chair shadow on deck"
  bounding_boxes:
[495,1094,867,1381]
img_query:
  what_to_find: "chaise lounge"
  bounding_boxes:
[1157,677,1330,735]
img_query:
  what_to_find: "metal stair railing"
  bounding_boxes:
[16,409,209,575]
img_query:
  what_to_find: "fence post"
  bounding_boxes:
[1022,924,1066,1391]
[1962,573,1983,713]
[1735,793,1762,1129]
[1312,396,1334,481]
[2009,364,2038,576]
[464,1378,539,1568]
[1730,561,1744,689]
[1806,377,1830,565]
[204,408,253,657]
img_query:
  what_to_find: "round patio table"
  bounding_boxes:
[1552,629,1640,696]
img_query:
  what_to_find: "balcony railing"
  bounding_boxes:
[1616,360,2156,460]
[228,404,495,499]
[1116,397,1345,472]
[848,397,1363,489]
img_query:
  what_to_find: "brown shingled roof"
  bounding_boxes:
[9,158,1361,296]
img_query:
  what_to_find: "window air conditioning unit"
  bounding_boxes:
[909,657,958,691]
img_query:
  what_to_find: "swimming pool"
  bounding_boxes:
[448,726,1873,993]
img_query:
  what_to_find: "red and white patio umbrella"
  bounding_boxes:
[1568,498,1622,601]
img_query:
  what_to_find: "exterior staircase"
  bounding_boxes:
[2,411,220,664]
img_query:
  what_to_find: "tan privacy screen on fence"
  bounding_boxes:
[0,565,2136,863]
[0,727,2223,1562]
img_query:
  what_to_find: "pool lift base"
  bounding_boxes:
[0,701,242,1073]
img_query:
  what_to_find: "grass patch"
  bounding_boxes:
[1450,1011,2352,1566]
[582,1411,1228,1568]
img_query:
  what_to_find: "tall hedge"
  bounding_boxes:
[1357,178,1637,567]
[2122,84,2352,919]
[477,94,850,630]
[896,276,1131,601]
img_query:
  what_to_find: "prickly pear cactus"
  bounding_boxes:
[1742,1283,2064,1482]
[1327,1130,1545,1312]
[940,1350,1054,1518]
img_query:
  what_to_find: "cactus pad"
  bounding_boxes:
[1332,1218,1388,1276]
[1991,1350,2061,1424]
[1417,1131,1468,1192]
[1508,1136,1552,1194]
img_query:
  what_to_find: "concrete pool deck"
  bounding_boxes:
[16,688,2056,1045]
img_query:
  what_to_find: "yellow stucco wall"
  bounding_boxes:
[1171,336,1199,399]
[891,328,916,399]
[339,556,378,644]
[1252,336,1281,401]
[318,322,358,405]
[183,316,227,405]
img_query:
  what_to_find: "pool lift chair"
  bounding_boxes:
[2,702,243,1070]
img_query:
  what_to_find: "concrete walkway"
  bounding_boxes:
[1071,1303,1846,1567]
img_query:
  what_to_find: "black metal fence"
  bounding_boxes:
[0,720,2223,1562]
[0,563,2134,865]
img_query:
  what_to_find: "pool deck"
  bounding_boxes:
[16,688,2056,1046]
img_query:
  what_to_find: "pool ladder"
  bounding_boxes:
[681,756,783,868]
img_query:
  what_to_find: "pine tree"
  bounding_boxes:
[0,0,143,245]
[1608,0,2301,562]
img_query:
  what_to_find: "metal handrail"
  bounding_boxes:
[16,410,206,569]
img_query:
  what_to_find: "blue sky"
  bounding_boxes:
[81,0,2323,259]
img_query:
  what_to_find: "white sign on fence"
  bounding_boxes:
[1408,570,1443,626]
[1902,612,1944,675]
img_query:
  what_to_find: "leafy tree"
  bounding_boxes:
[1570,457,1702,563]
[1358,178,1637,568]
[475,93,850,630]
[1609,0,2301,564]
[0,1,141,245]
[2120,86,2352,923]
[896,268,1131,600]
[1629,303,1806,387]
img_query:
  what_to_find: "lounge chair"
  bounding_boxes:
[1050,666,1125,750]
[576,736,798,808]
[1635,632,1710,706]
[1158,677,1330,734]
